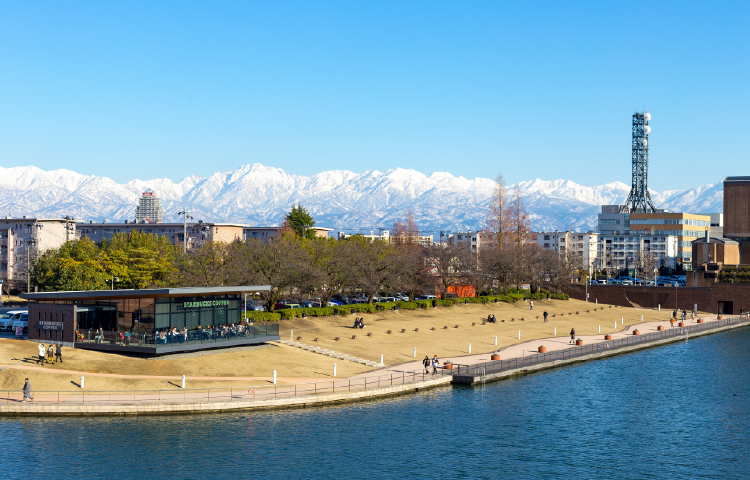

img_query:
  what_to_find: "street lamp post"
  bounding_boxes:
[111,276,119,290]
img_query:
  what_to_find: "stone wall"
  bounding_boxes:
[562,283,750,315]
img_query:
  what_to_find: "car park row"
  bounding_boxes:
[587,275,687,287]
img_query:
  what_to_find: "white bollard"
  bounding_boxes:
[80,376,84,389]
[181,375,185,389]
[380,354,383,364]
[494,336,497,346]
[554,327,556,336]
[273,370,277,385]
[333,363,337,377]
[598,325,601,333]
[694,303,697,313]
[291,329,293,341]
[596,299,598,304]
[621,317,623,325]
[641,314,643,322]
[658,304,661,312]
[413,347,416,358]
[518,331,521,340]
[615,321,617,329]
[469,343,472,354]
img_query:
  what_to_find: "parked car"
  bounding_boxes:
[607,278,621,285]
[393,293,409,301]
[0,310,27,331]
[420,295,437,300]
[619,279,633,286]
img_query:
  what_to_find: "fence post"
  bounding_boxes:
[518,331,520,340]
[598,325,600,333]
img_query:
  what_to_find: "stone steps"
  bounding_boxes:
[275,340,384,368]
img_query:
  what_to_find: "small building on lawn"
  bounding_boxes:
[20,286,277,355]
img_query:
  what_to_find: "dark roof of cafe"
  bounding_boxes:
[724,176,750,183]
[20,286,271,301]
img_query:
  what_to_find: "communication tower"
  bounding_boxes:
[624,110,656,213]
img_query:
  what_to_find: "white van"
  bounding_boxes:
[12,312,29,335]
[0,309,27,331]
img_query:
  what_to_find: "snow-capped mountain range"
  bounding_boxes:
[0,164,724,235]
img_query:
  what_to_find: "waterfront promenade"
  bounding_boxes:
[1,310,747,415]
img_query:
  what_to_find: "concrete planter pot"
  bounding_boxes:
[633,330,641,335]
[538,347,547,353]
[444,362,454,369]
[491,354,500,360]
[657,326,665,331]
[575,340,584,346]
[678,322,685,327]
[604,335,613,340]
[718,315,723,320]
[697,319,704,324]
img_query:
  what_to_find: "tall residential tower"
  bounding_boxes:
[135,189,164,223]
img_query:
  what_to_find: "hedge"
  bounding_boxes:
[244,311,281,322]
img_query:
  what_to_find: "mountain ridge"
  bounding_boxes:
[0,164,723,234]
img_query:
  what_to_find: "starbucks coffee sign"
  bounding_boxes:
[183,300,229,309]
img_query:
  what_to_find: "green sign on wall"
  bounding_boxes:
[183,300,229,309]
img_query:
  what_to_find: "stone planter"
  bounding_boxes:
[538,347,547,353]
[604,335,613,340]
[678,322,685,327]
[575,340,583,346]
[718,315,723,320]
[633,330,640,335]
[444,362,454,369]
[491,354,500,360]
[697,319,704,324]
[657,326,665,331]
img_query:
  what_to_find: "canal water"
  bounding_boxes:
[2,327,749,479]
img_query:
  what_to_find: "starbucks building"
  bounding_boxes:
[21,286,278,355]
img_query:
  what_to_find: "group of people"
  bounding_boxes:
[422,355,442,375]
[486,314,497,323]
[669,309,693,327]
[36,343,62,365]
[352,318,366,329]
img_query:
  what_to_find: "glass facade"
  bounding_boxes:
[48,294,241,334]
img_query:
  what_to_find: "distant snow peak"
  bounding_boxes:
[0,163,723,232]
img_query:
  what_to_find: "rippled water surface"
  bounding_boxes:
[2,328,750,479]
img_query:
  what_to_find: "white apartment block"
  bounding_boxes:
[535,231,599,268]
[0,217,77,292]
[449,231,487,251]
[597,233,680,273]
[337,230,433,246]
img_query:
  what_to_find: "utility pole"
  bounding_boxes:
[177,209,193,253]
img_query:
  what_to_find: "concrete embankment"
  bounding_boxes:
[0,375,452,417]
[452,319,749,385]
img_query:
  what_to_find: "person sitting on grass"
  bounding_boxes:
[359,318,366,329]
[353,318,360,328]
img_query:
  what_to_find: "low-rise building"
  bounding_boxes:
[77,221,245,249]
[0,217,77,292]
[535,231,599,268]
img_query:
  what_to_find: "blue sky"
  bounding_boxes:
[1,1,747,190]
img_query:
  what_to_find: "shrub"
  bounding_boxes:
[334,304,376,316]
[244,311,282,322]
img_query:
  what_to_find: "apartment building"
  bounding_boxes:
[337,230,433,246]
[245,226,332,242]
[535,231,599,268]
[449,231,487,251]
[0,217,77,291]
[77,221,245,250]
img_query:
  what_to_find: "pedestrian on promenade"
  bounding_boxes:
[670,317,676,328]
[47,344,54,364]
[530,300,533,311]
[692,309,695,320]
[543,310,548,323]
[672,310,677,321]
[431,355,439,375]
[37,344,45,365]
[682,309,687,321]
[55,343,63,363]
[422,356,430,374]
[569,328,575,344]
[22,378,33,403]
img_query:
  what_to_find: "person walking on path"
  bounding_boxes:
[422,356,430,374]
[543,310,548,323]
[672,310,677,321]
[22,378,33,403]
[37,344,45,365]
[431,355,439,375]
[682,309,687,321]
[47,344,54,364]
[670,317,676,328]
[530,300,533,311]
[55,343,63,363]
[569,328,576,344]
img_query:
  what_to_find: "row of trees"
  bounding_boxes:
[32,198,577,312]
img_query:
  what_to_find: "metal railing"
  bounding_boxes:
[4,368,451,406]
[79,323,280,348]
[450,315,750,376]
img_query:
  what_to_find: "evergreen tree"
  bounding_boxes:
[285,204,317,239]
